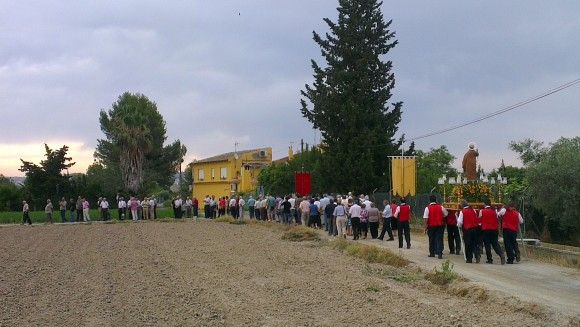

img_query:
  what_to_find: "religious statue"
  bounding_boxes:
[462,143,479,182]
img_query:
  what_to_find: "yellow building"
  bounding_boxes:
[191,147,272,199]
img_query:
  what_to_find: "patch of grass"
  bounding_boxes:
[330,238,410,267]
[281,226,320,242]
[392,273,421,283]
[448,282,488,301]
[425,260,461,286]
[366,285,380,292]
[213,216,247,225]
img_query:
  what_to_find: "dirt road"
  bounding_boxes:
[0,221,576,326]
[358,231,580,317]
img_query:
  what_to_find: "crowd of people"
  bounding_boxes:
[22,191,524,265]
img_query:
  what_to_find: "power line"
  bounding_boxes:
[409,78,580,142]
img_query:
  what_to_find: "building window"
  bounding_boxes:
[198,169,205,181]
[220,167,227,179]
[211,168,215,179]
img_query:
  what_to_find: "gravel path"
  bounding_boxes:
[0,221,574,326]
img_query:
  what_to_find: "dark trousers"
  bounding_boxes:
[60,209,66,222]
[427,226,445,256]
[249,206,255,219]
[379,217,393,240]
[369,221,379,239]
[77,209,83,222]
[204,205,210,218]
[463,228,479,262]
[118,208,125,220]
[211,205,217,218]
[255,208,261,220]
[503,229,520,262]
[398,221,411,248]
[482,230,504,262]
[23,212,32,225]
[360,221,369,238]
[351,217,361,240]
[193,206,198,217]
[447,224,461,253]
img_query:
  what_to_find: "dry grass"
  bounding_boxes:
[281,226,321,242]
[330,238,410,267]
[214,216,247,225]
[523,246,580,269]
[448,281,489,301]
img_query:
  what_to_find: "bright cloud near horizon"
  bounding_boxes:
[1,1,579,177]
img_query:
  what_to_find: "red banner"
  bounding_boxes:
[295,172,311,196]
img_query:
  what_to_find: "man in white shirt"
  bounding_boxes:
[349,200,362,240]
[100,198,110,221]
[118,197,127,220]
[22,200,32,225]
[288,196,296,224]
[174,197,183,218]
[238,196,246,220]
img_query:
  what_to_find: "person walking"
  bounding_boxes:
[498,203,524,264]
[82,198,91,222]
[360,203,369,239]
[143,197,150,220]
[238,196,246,220]
[118,197,127,220]
[367,203,380,239]
[45,199,54,223]
[390,200,399,238]
[423,195,448,259]
[192,197,199,218]
[69,197,76,222]
[378,199,394,241]
[333,199,347,238]
[349,200,362,240]
[101,197,110,221]
[128,197,138,221]
[76,196,83,222]
[299,197,310,225]
[280,196,292,224]
[394,198,411,249]
[479,199,506,265]
[22,200,32,225]
[247,196,256,219]
[59,197,67,223]
[185,197,193,218]
[446,208,462,255]
[457,200,481,263]
[308,199,320,228]
[324,199,336,235]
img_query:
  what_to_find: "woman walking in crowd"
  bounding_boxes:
[367,203,380,239]
[22,200,32,225]
[129,197,138,221]
[82,198,91,222]
[308,198,320,228]
[333,199,347,238]
[359,203,369,239]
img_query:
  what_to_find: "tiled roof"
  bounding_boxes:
[195,147,270,164]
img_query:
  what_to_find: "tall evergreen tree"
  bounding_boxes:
[301,0,402,193]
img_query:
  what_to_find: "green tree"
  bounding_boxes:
[415,146,457,194]
[522,137,580,242]
[95,92,186,194]
[509,139,547,166]
[19,144,75,208]
[300,0,402,193]
[0,175,22,211]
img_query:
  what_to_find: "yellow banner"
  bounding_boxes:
[391,157,416,197]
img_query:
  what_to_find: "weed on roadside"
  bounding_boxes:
[330,238,410,267]
[425,260,461,286]
[281,226,320,242]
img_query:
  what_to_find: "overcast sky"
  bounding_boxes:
[1,1,579,177]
